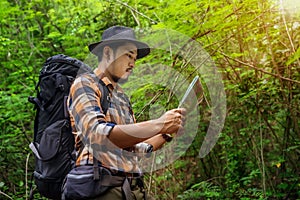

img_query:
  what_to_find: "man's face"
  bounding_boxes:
[107,42,138,84]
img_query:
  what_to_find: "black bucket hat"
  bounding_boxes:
[88,26,150,59]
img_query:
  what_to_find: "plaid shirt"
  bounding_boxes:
[68,68,141,173]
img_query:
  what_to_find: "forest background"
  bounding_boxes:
[0,0,299,199]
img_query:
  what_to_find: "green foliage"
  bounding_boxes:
[1,0,300,199]
[177,181,222,200]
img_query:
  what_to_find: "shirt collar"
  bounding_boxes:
[94,67,123,92]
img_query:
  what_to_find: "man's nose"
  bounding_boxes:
[129,61,135,68]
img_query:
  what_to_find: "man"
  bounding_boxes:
[64,26,186,200]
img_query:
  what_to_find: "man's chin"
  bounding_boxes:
[118,77,129,84]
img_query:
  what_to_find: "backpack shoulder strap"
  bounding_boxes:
[81,73,110,114]
[98,79,110,115]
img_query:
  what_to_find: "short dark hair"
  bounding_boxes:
[97,42,127,62]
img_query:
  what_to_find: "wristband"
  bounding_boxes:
[146,144,154,153]
[162,134,173,142]
[135,142,153,153]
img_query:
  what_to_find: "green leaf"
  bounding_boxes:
[286,47,300,65]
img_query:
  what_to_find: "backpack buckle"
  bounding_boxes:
[59,84,65,91]
[28,96,44,111]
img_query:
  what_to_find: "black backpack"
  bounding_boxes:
[28,54,109,199]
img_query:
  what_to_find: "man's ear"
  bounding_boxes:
[103,46,111,62]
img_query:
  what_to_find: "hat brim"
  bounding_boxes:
[88,39,150,59]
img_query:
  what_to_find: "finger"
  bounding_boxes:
[177,117,182,125]
[174,108,186,115]
[174,112,182,119]
[176,113,186,125]
[181,117,186,126]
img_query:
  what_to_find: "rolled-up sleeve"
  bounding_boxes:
[68,75,114,144]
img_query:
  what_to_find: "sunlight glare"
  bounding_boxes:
[279,0,300,14]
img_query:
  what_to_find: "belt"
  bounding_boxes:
[114,170,142,178]
[96,160,142,178]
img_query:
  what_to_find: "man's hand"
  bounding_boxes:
[155,108,186,135]
[108,108,186,148]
